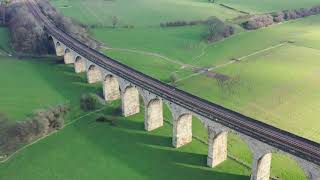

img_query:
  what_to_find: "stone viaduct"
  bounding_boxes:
[52,37,320,180]
[26,0,320,179]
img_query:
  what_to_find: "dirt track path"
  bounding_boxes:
[174,42,287,83]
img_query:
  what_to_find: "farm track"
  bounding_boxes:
[175,42,287,83]
[25,0,320,167]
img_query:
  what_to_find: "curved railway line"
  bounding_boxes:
[25,0,320,166]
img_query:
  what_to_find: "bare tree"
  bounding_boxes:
[111,16,119,28]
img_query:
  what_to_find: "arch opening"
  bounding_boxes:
[269,153,307,180]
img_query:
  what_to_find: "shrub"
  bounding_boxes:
[160,19,205,28]
[6,3,53,54]
[243,15,274,30]
[0,105,69,156]
[243,5,320,30]
[80,93,105,111]
[206,16,235,42]
[272,11,285,22]
[96,114,116,126]
[170,72,178,84]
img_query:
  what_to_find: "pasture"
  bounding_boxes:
[0,0,319,179]
[0,37,253,179]
[49,0,241,27]
[0,54,306,180]
[215,0,320,13]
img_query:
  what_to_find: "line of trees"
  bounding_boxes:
[6,2,52,54]
[36,0,100,49]
[0,105,69,156]
[4,0,100,54]
[243,6,320,30]
[160,19,206,28]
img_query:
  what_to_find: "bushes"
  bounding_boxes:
[243,5,320,30]
[6,3,53,54]
[5,0,99,54]
[205,16,235,42]
[0,105,69,156]
[160,20,205,28]
[96,114,117,126]
[243,15,274,30]
[36,0,100,50]
[80,93,105,111]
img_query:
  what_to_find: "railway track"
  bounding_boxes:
[25,0,320,166]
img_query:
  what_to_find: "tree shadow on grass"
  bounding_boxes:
[73,113,249,180]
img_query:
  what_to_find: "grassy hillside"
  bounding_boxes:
[0,26,307,180]
[1,0,319,179]
[93,14,320,67]
[177,44,320,142]
[216,0,320,13]
[0,47,251,180]
[49,0,241,27]
[0,54,306,180]
[0,101,250,180]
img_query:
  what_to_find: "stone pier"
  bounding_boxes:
[145,98,163,131]
[54,41,64,56]
[173,113,192,148]
[207,129,228,167]
[74,56,86,73]
[64,49,74,64]
[103,74,120,101]
[87,65,102,84]
[251,153,272,180]
[122,86,140,117]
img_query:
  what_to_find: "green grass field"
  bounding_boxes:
[216,0,320,13]
[1,0,319,179]
[0,55,305,180]
[0,34,253,179]
[49,0,241,27]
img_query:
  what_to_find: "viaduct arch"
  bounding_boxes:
[25,0,320,179]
